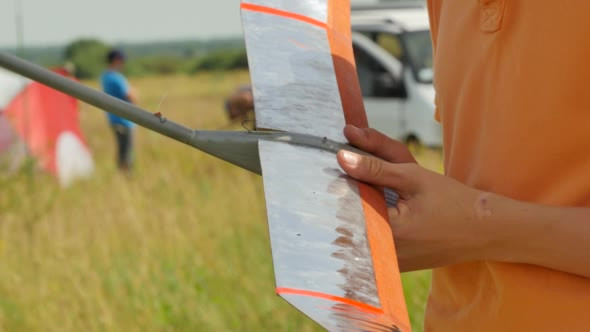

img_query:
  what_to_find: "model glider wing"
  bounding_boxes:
[242,1,411,331]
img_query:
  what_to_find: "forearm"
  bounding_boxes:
[126,87,138,104]
[126,93,137,104]
[480,193,590,278]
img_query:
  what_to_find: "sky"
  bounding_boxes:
[0,0,377,48]
[0,0,243,48]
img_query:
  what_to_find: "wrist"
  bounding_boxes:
[472,192,532,263]
[465,191,501,261]
[444,188,499,264]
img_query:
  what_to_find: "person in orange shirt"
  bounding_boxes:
[337,1,590,331]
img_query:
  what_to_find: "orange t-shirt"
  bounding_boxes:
[425,1,590,330]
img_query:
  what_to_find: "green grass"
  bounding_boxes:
[0,72,437,331]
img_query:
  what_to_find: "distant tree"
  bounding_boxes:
[124,56,188,77]
[192,49,249,72]
[63,39,111,79]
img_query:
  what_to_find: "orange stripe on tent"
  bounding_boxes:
[241,3,328,30]
[327,0,411,330]
[276,287,384,314]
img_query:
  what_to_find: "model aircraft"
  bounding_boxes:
[0,0,410,330]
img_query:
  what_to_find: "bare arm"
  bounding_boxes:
[480,194,590,278]
[126,87,138,104]
[337,125,590,278]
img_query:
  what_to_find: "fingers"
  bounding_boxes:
[337,150,418,197]
[343,125,416,164]
[388,201,411,232]
[388,207,399,220]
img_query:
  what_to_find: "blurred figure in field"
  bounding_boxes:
[224,85,254,122]
[101,50,137,171]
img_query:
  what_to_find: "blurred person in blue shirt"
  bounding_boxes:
[101,50,137,171]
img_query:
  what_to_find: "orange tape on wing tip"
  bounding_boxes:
[276,287,384,314]
[241,3,328,29]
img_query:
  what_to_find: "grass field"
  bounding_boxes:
[0,72,441,331]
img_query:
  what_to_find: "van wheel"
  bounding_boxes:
[405,135,422,154]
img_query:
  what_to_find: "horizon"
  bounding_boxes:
[0,35,245,51]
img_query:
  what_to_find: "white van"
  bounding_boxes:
[351,3,441,147]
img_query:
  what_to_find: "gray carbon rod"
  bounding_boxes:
[0,51,268,173]
[0,51,368,175]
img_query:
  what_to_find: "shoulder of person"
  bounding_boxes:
[107,71,127,83]
[102,70,114,79]
[113,71,128,82]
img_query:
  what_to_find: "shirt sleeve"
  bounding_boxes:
[115,74,130,100]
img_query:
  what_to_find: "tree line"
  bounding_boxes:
[31,38,248,79]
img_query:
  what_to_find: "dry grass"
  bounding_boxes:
[0,72,440,331]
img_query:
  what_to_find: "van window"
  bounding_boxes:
[376,33,404,60]
[404,30,434,83]
[353,45,407,98]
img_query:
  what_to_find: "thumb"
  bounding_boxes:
[337,150,418,197]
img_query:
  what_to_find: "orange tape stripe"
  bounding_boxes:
[241,3,328,30]
[327,0,411,329]
[276,287,384,314]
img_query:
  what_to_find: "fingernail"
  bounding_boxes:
[341,151,360,166]
[348,125,363,136]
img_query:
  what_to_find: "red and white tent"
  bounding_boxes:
[0,68,93,186]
